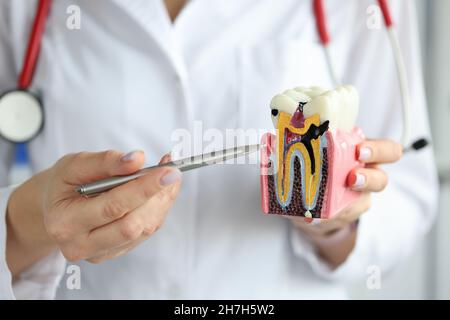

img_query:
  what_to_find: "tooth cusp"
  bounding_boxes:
[270,85,359,132]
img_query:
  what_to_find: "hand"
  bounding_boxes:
[290,139,402,267]
[7,150,181,276]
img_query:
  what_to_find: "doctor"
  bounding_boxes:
[0,0,437,299]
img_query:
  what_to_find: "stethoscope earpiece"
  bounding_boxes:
[403,138,429,153]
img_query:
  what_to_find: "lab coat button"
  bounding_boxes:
[174,73,182,84]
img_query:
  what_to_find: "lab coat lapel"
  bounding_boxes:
[111,0,193,124]
[110,0,177,64]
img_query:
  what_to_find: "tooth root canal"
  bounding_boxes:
[275,113,326,210]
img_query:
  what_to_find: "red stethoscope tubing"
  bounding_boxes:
[312,0,330,46]
[313,0,394,45]
[377,0,394,28]
[18,0,52,90]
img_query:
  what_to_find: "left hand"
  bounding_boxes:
[288,139,403,267]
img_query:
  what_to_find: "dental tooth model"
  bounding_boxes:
[260,85,365,219]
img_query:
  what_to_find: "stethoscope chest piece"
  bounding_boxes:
[0,90,44,143]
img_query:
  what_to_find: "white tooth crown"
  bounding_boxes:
[293,86,327,99]
[269,85,359,132]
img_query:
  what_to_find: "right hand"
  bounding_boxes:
[7,150,182,271]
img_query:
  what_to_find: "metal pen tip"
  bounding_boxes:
[75,186,84,195]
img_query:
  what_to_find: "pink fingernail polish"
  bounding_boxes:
[121,150,141,162]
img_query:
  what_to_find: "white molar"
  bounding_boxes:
[269,85,359,132]
[270,90,311,127]
[294,86,327,99]
[336,85,359,131]
[304,85,359,132]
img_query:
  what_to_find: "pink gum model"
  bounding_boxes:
[260,127,365,219]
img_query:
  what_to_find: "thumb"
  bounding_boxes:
[61,150,145,183]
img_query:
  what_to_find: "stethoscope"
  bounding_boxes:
[0,0,428,151]
[0,0,50,144]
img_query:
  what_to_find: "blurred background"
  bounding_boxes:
[8,0,450,299]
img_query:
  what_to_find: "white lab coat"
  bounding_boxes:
[0,0,438,299]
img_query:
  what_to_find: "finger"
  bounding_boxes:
[159,152,172,165]
[86,242,135,264]
[87,183,180,263]
[84,182,180,254]
[71,166,182,230]
[86,231,151,264]
[336,192,371,222]
[357,139,402,164]
[59,150,145,184]
[347,168,388,192]
[62,231,142,263]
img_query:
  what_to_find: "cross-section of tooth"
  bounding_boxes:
[270,94,298,127]
[303,91,339,130]
[270,89,313,127]
[261,84,364,220]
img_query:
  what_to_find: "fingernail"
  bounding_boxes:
[159,152,172,164]
[121,150,141,162]
[358,147,372,161]
[352,173,366,189]
[160,169,182,186]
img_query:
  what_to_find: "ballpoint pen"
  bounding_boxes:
[76,144,260,196]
